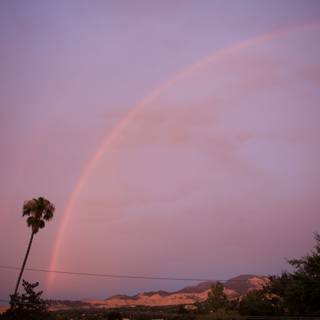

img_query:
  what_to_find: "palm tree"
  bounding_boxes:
[13,197,55,296]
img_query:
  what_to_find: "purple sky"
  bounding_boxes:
[1,0,320,300]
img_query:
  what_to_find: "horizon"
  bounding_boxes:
[0,272,268,304]
[1,0,320,302]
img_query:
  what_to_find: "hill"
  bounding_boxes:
[82,274,268,309]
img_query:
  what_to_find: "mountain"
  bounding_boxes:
[224,274,268,295]
[4,274,269,313]
[84,274,268,309]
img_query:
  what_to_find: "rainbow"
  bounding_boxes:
[48,22,320,288]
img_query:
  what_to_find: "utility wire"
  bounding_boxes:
[1,265,319,283]
[0,265,224,282]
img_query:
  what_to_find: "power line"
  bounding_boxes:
[0,265,270,282]
[0,265,223,282]
[2,265,319,283]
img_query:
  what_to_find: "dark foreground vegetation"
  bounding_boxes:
[1,232,320,320]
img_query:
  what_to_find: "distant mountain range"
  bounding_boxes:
[49,274,268,311]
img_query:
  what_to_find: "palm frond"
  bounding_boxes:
[26,216,35,227]
[44,209,54,221]
[23,197,55,232]
[39,220,45,229]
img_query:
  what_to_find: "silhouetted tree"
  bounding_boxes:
[207,282,229,311]
[13,197,55,296]
[3,280,50,320]
[239,289,280,316]
[266,232,320,315]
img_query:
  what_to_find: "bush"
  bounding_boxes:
[2,280,51,320]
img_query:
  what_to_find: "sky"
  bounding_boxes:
[1,0,320,300]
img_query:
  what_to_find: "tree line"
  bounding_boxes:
[200,232,320,317]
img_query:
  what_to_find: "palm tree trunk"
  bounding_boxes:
[13,231,35,296]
